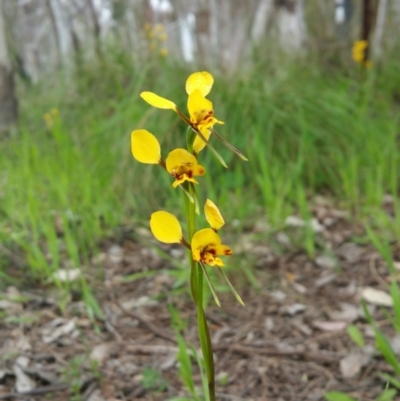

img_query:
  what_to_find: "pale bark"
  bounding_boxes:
[251,0,274,43]
[49,0,72,67]
[393,0,400,24]
[372,0,388,59]
[87,0,103,59]
[0,1,18,131]
[276,0,307,52]
[45,0,62,68]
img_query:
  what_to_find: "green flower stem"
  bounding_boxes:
[183,180,216,401]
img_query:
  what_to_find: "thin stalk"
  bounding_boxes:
[184,181,216,401]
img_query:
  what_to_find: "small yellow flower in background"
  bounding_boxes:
[131,129,162,164]
[160,48,168,57]
[352,40,372,68]
[43,108,59,128]
[166,148,205,188]
[44,113,52,123]
[150,211,183,244]
[159,32,168,42]
[191,228,232,267]
[204,199,225,231]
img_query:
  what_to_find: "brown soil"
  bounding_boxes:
[1,198,399,401]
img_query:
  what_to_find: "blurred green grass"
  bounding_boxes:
[1,50,400,297]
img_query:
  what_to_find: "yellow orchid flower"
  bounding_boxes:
[166,148,205,188]
[204,199,225,231]
[191,228,232,267]
[131,130,205,194]
[149,212,232,267]
[140,71,247,163]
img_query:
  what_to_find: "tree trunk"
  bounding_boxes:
[45,0,62,68]
[49,0,72,69]
[87,0,103,59]
[0,2,18,132]
[372,0,388,59]
[251,0,274,43]
[276,0,307,52]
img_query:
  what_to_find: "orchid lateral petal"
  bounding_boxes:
[140,91,177,110]
[131,129,161,164]
[200,262,221,307]
[204,199,225,231]
[211,129,248,161]
[217,267,245,306]
[150,211,183,244]
[186,71,214,96]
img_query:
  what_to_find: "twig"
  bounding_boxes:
[214,343,341,363]
[0,384,68,400]
[115,301,177,344]
[126,344,178,354]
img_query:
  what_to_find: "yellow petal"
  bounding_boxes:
[204,199,225,230]
[191,228,221,261]
[140,91,177,110]
[166,148,197,173]
[187,89,214,125]
[185,71,214,96]
[150,211,182,244]
[193,129,212,154]
[131,129,161,164]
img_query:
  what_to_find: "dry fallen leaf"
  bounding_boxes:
[41,318,77,343]
[361,287,393,307]
[313,321,348,332]
[13,356,35,393]
[340,352,371,378]
[90,343,113,366]
[51,268,81,283]
[315,255,336,269]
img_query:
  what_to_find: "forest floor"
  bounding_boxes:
[0,196,399,401]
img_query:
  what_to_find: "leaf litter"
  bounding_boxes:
[0,201,399,400]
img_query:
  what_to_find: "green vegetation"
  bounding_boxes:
[1,49,400,294]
